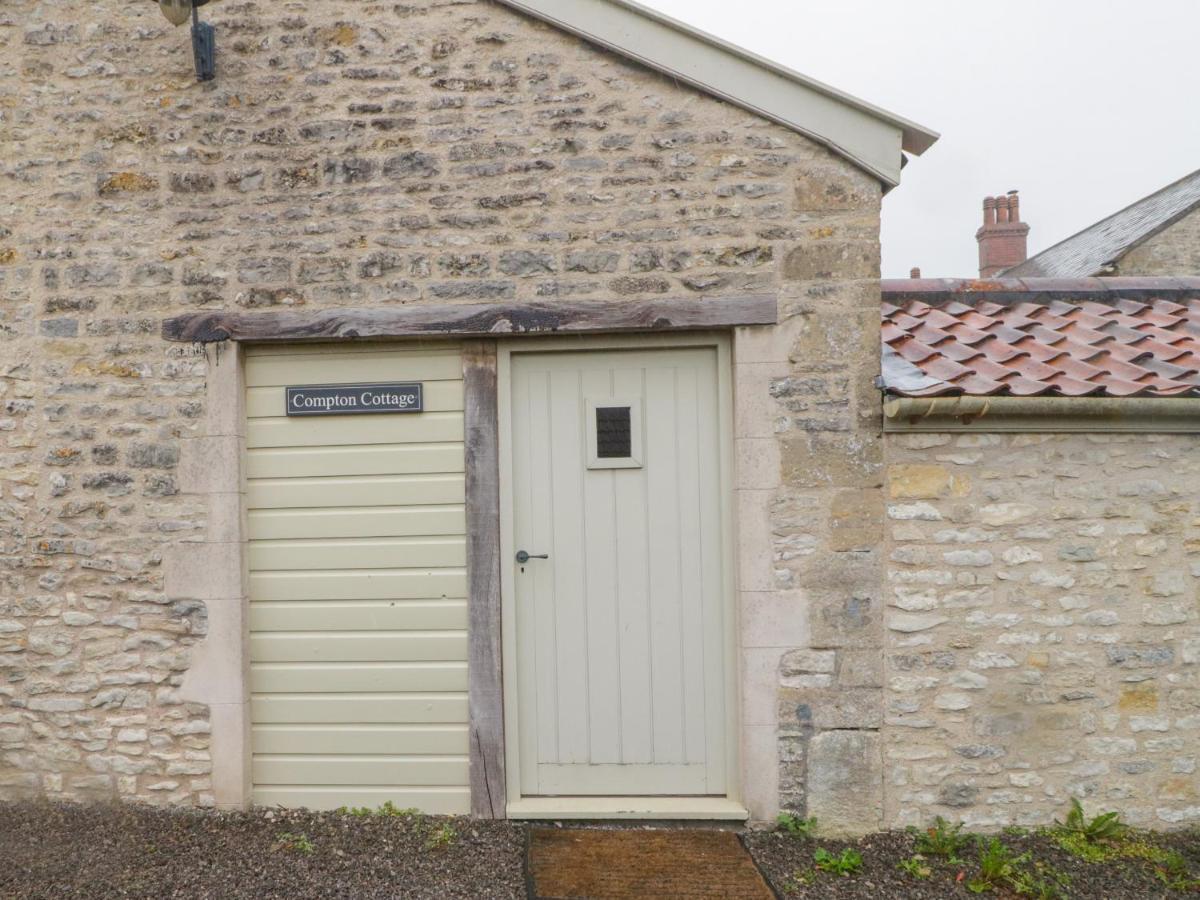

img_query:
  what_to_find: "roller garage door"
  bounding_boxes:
[245,343,468,812]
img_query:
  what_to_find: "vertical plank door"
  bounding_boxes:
[510,347,727,797]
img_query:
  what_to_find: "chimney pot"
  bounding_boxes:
[976,189,1030,277]
[910,267,921,279]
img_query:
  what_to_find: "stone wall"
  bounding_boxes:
[0,0,884,814]
[884,432,1200,829]
[1116,207,1200,276]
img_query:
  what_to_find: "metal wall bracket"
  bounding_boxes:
[191,8,215,81]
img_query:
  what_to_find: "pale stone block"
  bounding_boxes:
[735,438,780,490]
[781,432,883,490]
[164,543,244,601]
[204,343,246,438]
[980,503,1038,526]
[741,724,780,822]
[179,595,249,706]
[733,361,788,439]
[888,612,948,633]
[206,490,247,545]
[736,489,773,592]
[1183,640,1200,665]
[780,687,882,729]
[839,649,883,687]
[741,648,784,727]
[734,322,796,364]
[828,488,884,551]
[178,436,244,495]
[207,701,251,809]
[780,648,836,674]
[807,730,883,835]
[740,590,810,648]
[888,464,970,500]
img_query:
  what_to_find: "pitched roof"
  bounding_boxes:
[1004,168,1200,277]
[498,0,937,187]
[880,278,1200,398]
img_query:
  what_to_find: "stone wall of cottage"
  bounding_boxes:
[884,432,1200,829]
[1116,206,1200,276]
[0,0,884,811]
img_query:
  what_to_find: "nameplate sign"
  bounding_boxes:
[285,382,423,416]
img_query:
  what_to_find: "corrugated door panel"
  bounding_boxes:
[249,570,465,602]
[253,725,468,755]
[247,474,465,511]
[248,600,467,632]
[246,343,468,813]
[246,444,465,480]
[248,413,464,449]
[245,351,462,385]
[248,536,466,571]
[247,506,465,540]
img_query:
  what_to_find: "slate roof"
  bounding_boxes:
[880,278,1200,398]
[1004,168,1200,277]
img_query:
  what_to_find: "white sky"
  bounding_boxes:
[639,0,1200,277]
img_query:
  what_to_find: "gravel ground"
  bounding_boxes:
[0,801,527,900]
[744,826,1200,899]
[3,801,1197,899]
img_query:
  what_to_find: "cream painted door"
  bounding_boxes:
[510,347,727,796]
[245,343,470,813]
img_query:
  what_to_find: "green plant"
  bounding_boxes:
[914,816,971,863]
[1150,850,1200,892]
[776,812,818,837]
[337,802,422,819]
[1057,797,1126,843]
[276,831,315,854]
[379,801,422,818]
[784,868,813,889]
[1050,830,1116,862]
[967,837,1030,894]
[1009,861,1070,899]
[1051,827,1200,889]
[425,822,457,849]
[813,847,862,877]
[898,854,932,879]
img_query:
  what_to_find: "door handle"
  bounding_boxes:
[515,550,549,564]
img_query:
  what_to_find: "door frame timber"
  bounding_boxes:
[495,333,743,820]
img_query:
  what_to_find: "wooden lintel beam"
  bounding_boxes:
[161,295,777,343]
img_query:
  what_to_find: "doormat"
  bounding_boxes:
[527,827,775,899]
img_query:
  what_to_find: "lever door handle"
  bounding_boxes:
[515,550,549,564]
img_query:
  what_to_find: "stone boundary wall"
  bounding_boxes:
[0,0,884,817]
[884,432,1200,829]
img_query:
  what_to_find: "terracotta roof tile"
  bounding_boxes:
[880,278,1200,398]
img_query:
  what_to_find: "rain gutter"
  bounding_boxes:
[883,395,1200,434]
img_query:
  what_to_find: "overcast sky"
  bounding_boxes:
[639,0,1200,278]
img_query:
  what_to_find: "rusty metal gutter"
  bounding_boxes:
[883,395,1200,433]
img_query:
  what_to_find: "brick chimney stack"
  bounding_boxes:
[976,190,1029,277]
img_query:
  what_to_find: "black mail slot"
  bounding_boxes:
[595,405,632,458]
